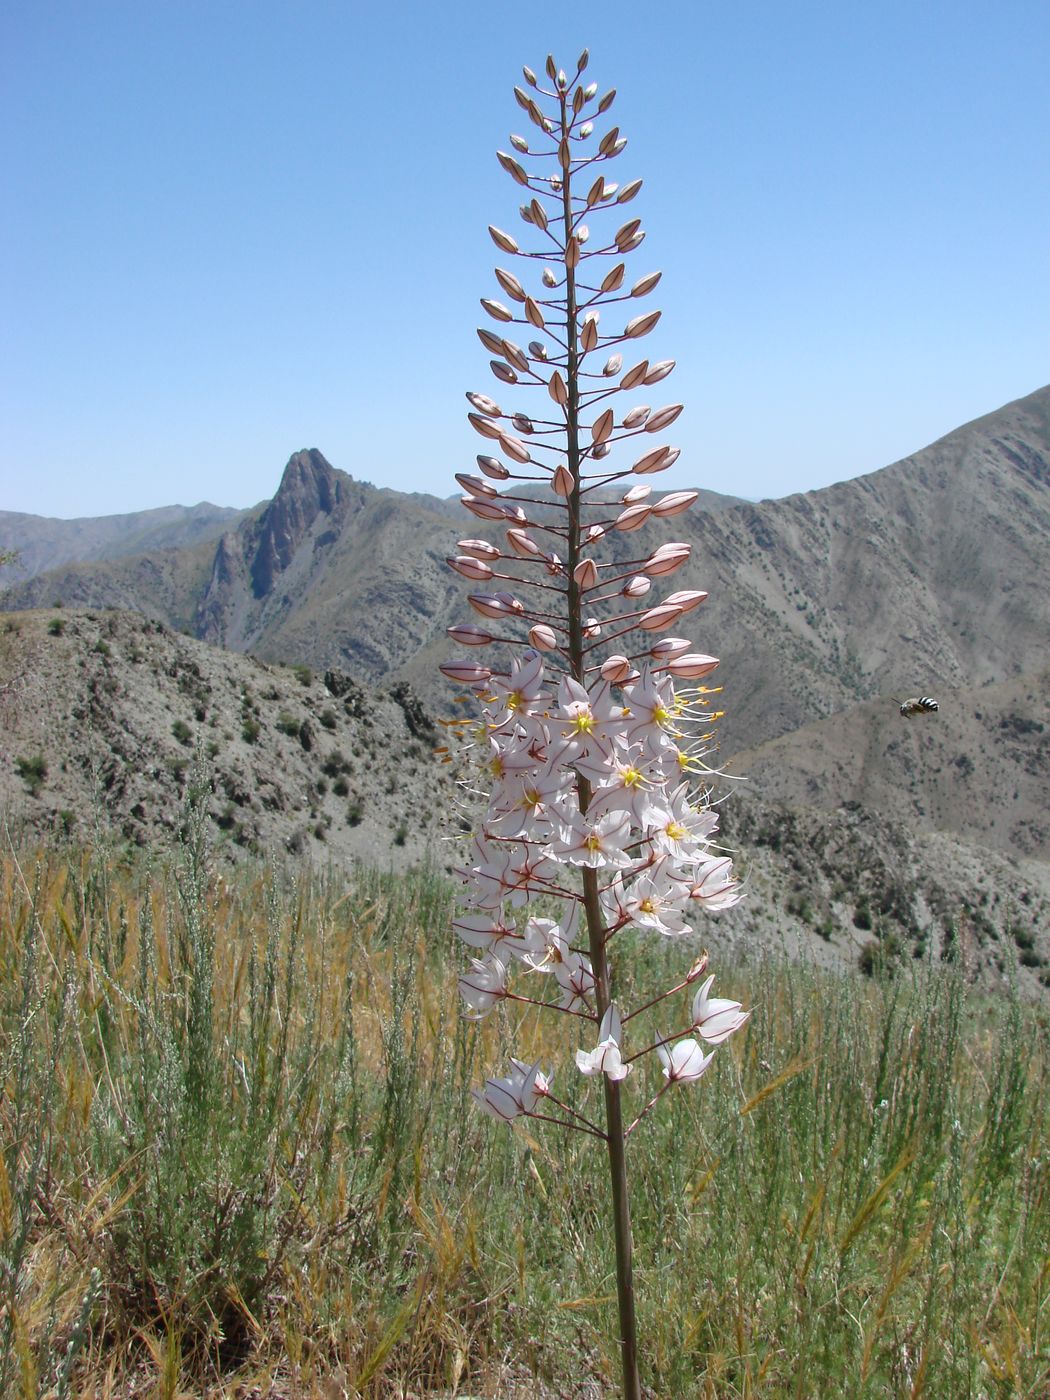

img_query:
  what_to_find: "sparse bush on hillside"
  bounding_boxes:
[15,754,47,796]
[172,718,192,746]
[47,617,64,636]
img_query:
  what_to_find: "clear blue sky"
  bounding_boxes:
[3,0,1047,519]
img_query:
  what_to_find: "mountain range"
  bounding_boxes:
[2,384,1048,985]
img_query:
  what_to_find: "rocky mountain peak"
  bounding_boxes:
[251,449,344,597]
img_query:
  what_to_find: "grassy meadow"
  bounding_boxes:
[1,816,1048,1397]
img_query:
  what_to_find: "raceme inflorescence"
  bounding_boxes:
[439,50,750,1398]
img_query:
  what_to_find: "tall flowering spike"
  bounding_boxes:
[441,55,749,1400]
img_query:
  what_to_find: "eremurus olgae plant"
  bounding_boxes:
[439,50,750,1398]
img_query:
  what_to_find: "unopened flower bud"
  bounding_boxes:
[583,617,601,638]
[481,298,513,323]
[644,543,691,575]
[614,504,651,532]
[501,339,529,372]
[631,272,662,297]
[524,296,545,329]
[617,178,643,203]
[477,327,505,354]
[528,340,548,360]
[631,444,674,475]
[476,454,510,480]
[662,654,719,679]
[499,433,531,464]
[601,654,633,683]
[599,264,627,300]
[455,472,497,497]
[645,404,684,433]
[552,465,574,497]
[448,556,494,581]
[469,412,503,440]
[623,484,651,503]
[580,315,599,351]
[548,370,568,405]
[529,624,558,651]
[651,490,698,517]
[585,524,606,543]
[573,559,598,591]
[661,589,708,613]
[599,126,621,155]
[440,660,492,685]
[448,624,494,647]
[542,267,559,288]
[622,405,650,429]
[602,353,623,376]
[506,528,541,558]
[638,603,684,631]
[467,391,501,417]
[625,311,661,338]
[622,575,651,598]
[649,637,693,660]
[644,359,676,384]
[597,89,616,113]
[490,360,517,384]
[591,409,614,444]
[510,134,529,153]
[580,121,593,138]
[512,413,534,434]
[461,495,506,521]
[489,225,519,253]
[497,150,529,185]
[458,538,501,561]
[496,268,526,302]
[522,65,537,86]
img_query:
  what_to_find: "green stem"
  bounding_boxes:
[559,86,642,1400]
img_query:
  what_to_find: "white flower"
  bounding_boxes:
[473,1058,551,1120]
[690,974,750,1044]
[458,953,508,1018]
[576,1004,632,1081]
[657,1038,715,1084]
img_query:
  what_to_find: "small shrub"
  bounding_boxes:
[320,708,338,731]
[47,617,65,636]
[172,719,193,747]
[333,776,349,797]
[346,798,364,827]
[294,664,312,687]
[242,717,261,745]
[276,713,300,738]
[93,639,110,657]
[393,823,408,847]
[15,755,47,796]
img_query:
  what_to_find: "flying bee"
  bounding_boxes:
[895,696,939,718]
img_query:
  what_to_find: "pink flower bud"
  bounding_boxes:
[649,637,693,660]
[601,655,633,683]
[467,389,504,414]
[469,593,520,619]
[622,575,651,598]
[573,559,598,591]
[622,484,651,504]
[625,311,661,339]
[502,340,529,372]
[489,225,519,253]
[580,315,599,351]
[524,296,545,329]
[662,589,707,613]
[529,624,558,650]
[447,555,494,581]
[469,413,503,440]
[631,271,662,297]
[495,268,526,302]
[528,340,547,360]
[645,404,684,433]
[583,617,601,638]
[622,405,651,429]
[632,454,671,478]
[448,624,494,647]
[457,539,501,561]
[497,150,529,185]
[506,528,541,558]
[585,524,606,543]
[552,465,574,497]
[499,434,531,464]
[601,264,626,293]
[461,495,506,521]
[638,603,684,631]
[476,455,510,480]
[440,660,492,685]
[591,409,614,444]
[644,359,676,384]
[490,360,517,384]
[620,360,649,390]
[662,653,719,679]
[617,177,643,203]
[481,298,513,323]
[652,490,698,516]
[477,328,505,354]
[601,127,623,156]
[455,473,497,497]
[614,504,651,532]
[511,413,534,434]
[644,543,691,576]
[548,370,568,405]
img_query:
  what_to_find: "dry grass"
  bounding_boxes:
[2,827,1048,1397]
